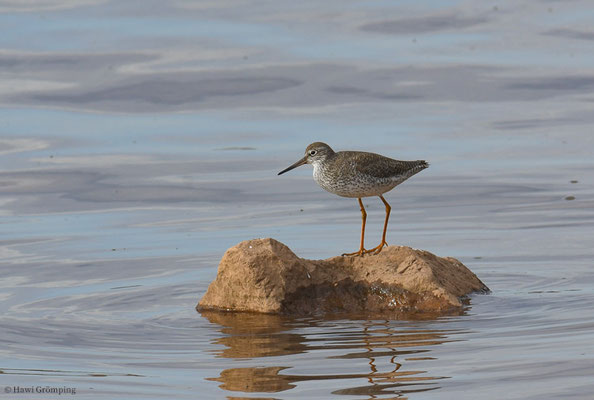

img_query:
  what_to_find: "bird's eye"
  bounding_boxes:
[309,150,317,156]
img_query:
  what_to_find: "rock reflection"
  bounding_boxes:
[208,367,295,393]
[200,311,308,358]
[203,312,462,397]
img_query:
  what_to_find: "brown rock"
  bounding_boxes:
[197,238,489,317]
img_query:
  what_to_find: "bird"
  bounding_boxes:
[278,142,428,256]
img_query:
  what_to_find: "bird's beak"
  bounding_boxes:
[278,156,308,175]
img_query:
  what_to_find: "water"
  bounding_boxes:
[1,1,594,399]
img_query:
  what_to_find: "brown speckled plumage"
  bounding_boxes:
[285,142,427,198]
[278,142,428,256]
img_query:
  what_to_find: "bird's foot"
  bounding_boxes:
[342,248,368,257]
[342,242,388,257]
[365,241,389,255]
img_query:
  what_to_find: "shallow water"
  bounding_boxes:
[1,1,594,399]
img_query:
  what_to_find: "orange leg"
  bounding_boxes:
[366,195,391,255]
[342,198,368,256]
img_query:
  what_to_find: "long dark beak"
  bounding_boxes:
[278,156,308,175]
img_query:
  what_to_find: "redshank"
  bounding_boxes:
[278,142,428,256]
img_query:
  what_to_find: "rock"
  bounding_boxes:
[197,238,489,317]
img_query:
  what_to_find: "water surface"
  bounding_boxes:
[1,1,594,399]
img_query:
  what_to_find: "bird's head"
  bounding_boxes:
[278,142,334,175]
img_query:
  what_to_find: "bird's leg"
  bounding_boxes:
[342,198,368,256]
[365,195,391,255]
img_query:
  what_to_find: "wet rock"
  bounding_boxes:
[197,238,489,317]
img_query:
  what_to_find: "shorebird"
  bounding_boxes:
[278,142,428,256]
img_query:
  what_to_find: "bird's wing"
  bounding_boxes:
[351,152,427,179]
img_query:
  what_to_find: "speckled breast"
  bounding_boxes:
[312,160,403,198]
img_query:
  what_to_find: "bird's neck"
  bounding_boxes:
[312,158,330,182]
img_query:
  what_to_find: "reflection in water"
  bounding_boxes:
[209,367,295,393]
[201,311,308,358]
[202,311,461,397]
